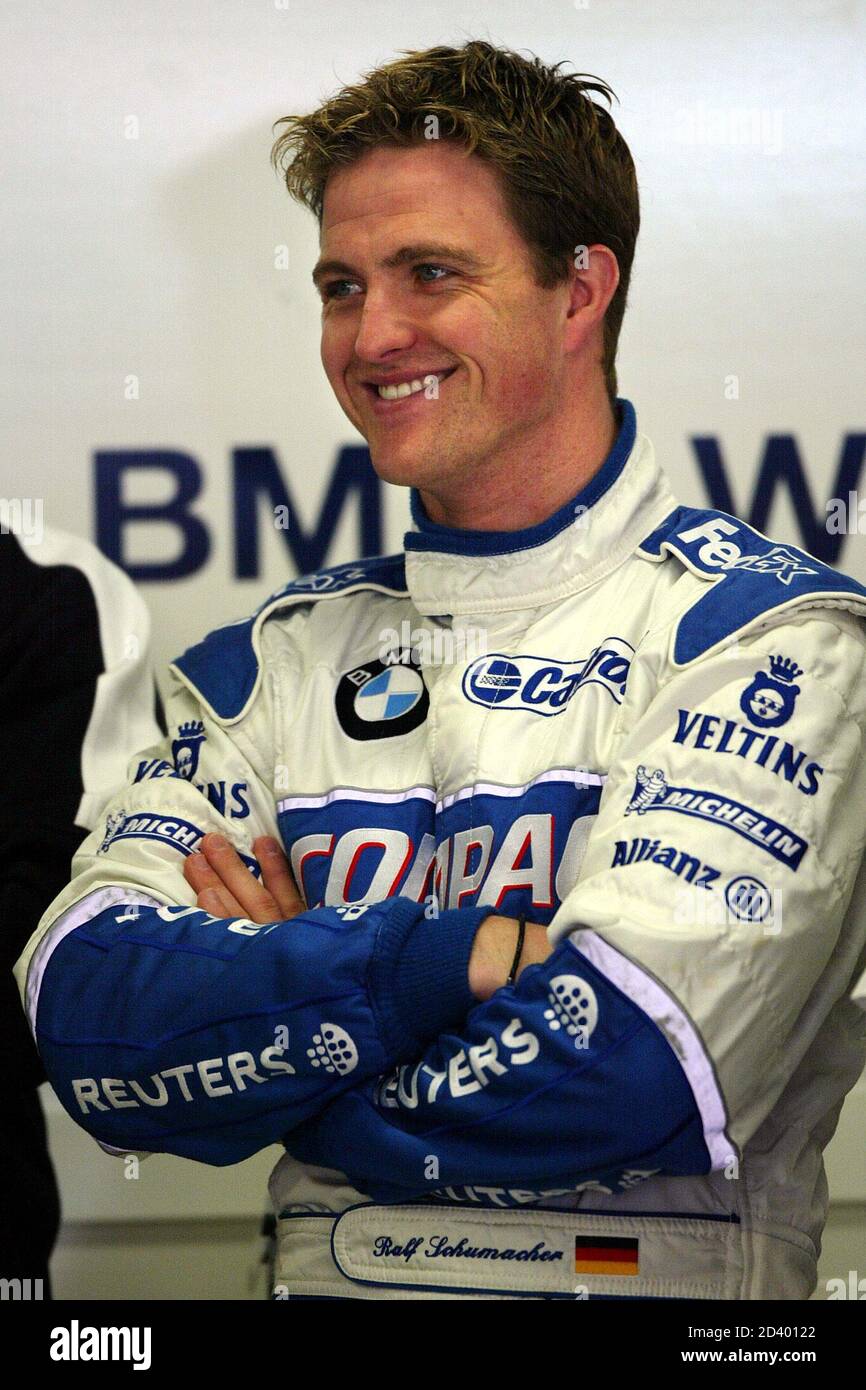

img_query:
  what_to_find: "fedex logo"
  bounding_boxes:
[675,518,818,584]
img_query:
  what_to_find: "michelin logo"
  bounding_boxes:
[98,811,203,855]
[625,766,808,870]
[97,811,204,850]
[98,812,261,874]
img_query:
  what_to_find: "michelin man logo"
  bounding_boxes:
[625,765,668,814]
[306,1023,359,1075]
[739,655,802,729]
[172,721,206,780]
[98,810,126,853]
[544,976,598,1047]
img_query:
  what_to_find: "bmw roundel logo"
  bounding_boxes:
[335,652,429,741]
[465,657,523,706]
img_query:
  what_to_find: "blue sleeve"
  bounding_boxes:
[33,897,487,1164]
[36,897,711,1192]
[281,936,713,1200]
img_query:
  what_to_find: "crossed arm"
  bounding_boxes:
[184,831,554,1001]
[175,831,712,1199]
[39,606,861,1189]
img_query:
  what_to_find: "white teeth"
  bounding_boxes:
[377,372,448,400]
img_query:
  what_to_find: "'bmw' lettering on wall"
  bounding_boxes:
[463,638,633,716]
[335,651,429,741]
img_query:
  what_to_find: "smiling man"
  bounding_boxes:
[312,139,618,526]
[15,41,866,1302]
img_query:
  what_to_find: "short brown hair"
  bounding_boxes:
[271,41,639,403]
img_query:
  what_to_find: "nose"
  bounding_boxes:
[352,284,418,364]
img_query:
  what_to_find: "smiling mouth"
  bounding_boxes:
[362,366,458,401]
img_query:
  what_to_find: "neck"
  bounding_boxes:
[417,375,617,531]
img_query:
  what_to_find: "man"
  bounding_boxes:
[1,523,163,1294]
[14,41,866,1300]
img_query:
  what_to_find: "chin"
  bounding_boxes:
[368,452,432,489]
[363,433,417,476]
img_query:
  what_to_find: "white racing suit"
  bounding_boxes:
[15,399,866,1299]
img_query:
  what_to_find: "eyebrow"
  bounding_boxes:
[311,242,485,288]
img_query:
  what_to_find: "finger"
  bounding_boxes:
[198,887,242,918]
[184,852,245,916]
[253,837,306,919]
[199,834,283,923]
[184,853,247,918]
[184,851,217,894]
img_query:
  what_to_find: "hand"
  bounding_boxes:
[184,834,305,924]
[468,914,553,1002]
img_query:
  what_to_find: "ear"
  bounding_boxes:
[562,244,620,349]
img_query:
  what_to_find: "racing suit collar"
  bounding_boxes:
[403,397,678,616]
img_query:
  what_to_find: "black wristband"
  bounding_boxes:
[507,913,527,986]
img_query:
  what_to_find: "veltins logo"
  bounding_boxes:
[739,655,803,728]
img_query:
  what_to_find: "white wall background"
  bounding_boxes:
[3,0,864,672]
[2,0,864,1298]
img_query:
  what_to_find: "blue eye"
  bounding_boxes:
[321,264,452,301]
[416,264,451,282]
[322,280,360,301]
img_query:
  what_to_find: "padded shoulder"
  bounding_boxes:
[638,506,866,666]
[170,553,407,722]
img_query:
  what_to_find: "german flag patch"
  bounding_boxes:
[575,1235,639,1276]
